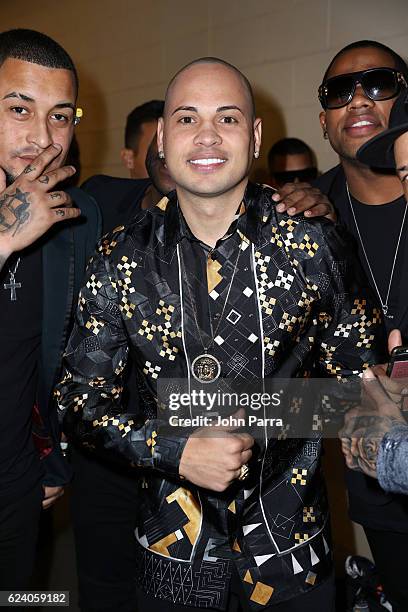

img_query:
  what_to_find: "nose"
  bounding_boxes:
[348,82,375,110]
[27,117,53,150]
[193,121,222,147]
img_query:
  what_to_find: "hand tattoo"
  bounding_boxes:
[50,192,62,199]
[0,188,31,236]
[38,175,50,184]
[23,165,35,174]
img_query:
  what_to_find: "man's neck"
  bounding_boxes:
[141,184,162,210]
[177,181,248,248]
[342,158,403,205]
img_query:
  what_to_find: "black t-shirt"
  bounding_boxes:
[350,194,407,332]
[0,245,43,502]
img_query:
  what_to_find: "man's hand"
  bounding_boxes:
[179,410,254,492]
[340,329,407,478]
[42,485,64,510]
[0,144,79,270]
[272,182,336,222]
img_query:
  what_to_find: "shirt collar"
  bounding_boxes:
[162,181,264,254]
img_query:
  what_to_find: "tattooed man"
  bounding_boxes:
[0,29,100,590]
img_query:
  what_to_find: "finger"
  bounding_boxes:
[276,186,314,212]
[38,165,76,190]
[388,329,403,355]
[48,191,72,206]
[362,369,397,411]
[0,167,6,192]
[18,143,62,181]
[240,448,253,464]
[373,365,408,396]
[234,432,255,450]
[52,207,81,222]
[42,491,64,509]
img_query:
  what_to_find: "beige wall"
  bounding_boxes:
[0,0,407,181]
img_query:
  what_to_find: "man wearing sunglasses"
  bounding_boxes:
[267,138,318,188]
[314,40,408,611]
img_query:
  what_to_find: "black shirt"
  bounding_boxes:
[350,194,407,329]
[0,245,43,503]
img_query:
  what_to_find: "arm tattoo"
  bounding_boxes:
[0,188,31,236]
[38,175,50,184]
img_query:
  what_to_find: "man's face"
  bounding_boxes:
[269,152,315,187]
[145,136,174,195]
[395,132,408,200]
[124,120,158,179]
[157,63,261,200]
[320,47,398,162]
[0,58,76,183]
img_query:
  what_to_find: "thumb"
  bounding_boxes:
[0,166,7,193]
[388,328,402,355]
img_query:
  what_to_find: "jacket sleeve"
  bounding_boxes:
[55,247,188,478]
[310,221,387,377]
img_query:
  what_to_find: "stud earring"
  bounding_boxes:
[254,151,259,159]
[323,127,328,140]
[158,150,165,159]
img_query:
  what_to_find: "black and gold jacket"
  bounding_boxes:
[57,183,384,609]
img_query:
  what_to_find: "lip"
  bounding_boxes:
[187,154,227,172]
[343,113,382,137]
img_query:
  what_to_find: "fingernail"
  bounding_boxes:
[276,203,285,212]
[288,207,296,215]
[53,143,62,150]
[304,210,312,216]
[272,193,281,202]
[70,166,77,172]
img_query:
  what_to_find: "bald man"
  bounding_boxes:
[57,57,384,611]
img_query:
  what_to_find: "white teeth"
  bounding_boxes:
[352,120,373,128]
[189,158,226,166]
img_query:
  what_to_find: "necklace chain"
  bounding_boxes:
[9,256,21,277]
[179,238,243,353]
[346,183,407,318]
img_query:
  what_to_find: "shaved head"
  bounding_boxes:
[164,57,256,120]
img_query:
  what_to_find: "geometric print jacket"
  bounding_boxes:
[56,182,384,609]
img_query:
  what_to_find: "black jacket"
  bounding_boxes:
[37,186,101,487]
[57,183,384,609]
[315,166,408,531]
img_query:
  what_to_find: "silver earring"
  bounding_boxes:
[158,150,165,159]
[323,128,328,140]
[254,151,259,159]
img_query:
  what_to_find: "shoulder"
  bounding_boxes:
[313,165,344,194]
[97,198,166,261]
[81,174,149,204]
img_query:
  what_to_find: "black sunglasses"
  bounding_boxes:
[273,168,318,185]
[318,67,407,110]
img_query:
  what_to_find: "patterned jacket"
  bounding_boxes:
[56,182,384,609]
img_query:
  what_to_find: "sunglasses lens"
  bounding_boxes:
[362,69,399,101]
[324,75,354,109]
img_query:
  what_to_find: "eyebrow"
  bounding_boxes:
[171,104,244,116]
[3,91,75,110]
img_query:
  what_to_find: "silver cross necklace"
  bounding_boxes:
[3,257,22,301]
[347,183,408,319]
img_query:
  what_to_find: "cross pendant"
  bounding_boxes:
[4,274,22,301]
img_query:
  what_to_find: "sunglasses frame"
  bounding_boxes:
[318,67,407,110]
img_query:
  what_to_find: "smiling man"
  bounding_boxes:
[315,40,408,611]
[0,29,100,591]
[58,57,384,611]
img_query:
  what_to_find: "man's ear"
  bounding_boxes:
[120,148,135,170]
[253,117,262,157]
[157,117,164,157]
[319,111,328,138]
